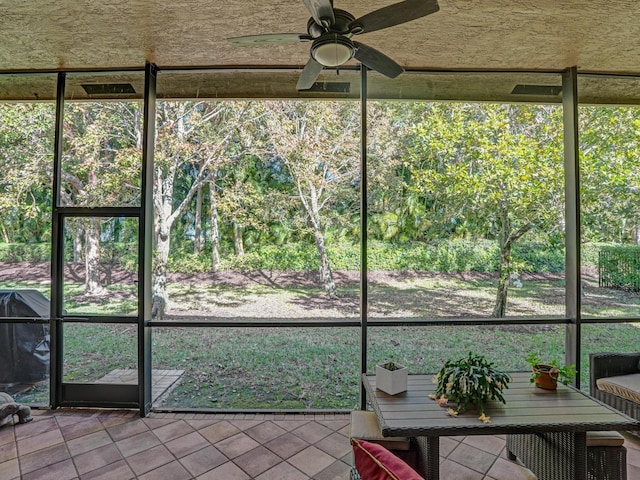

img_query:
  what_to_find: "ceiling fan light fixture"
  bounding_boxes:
[311,35,354,67]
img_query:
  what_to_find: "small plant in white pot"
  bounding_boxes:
[376,361,408,395]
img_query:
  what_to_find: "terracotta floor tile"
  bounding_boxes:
[244,421,287,443]
[463,434,506,456]
[215,432,261,459]
[115,431,161,458]
[0,426,15,447]
[141,418,177,429]
[291,421,333,443]
[0,442,17,463]
[264,431,310,459]
[229,419,265,431]
[233,445,282,477]
[14,417,57,440]
[315,432,351,458]
[17,426,64,455]
[7,409,640,480]
[441,435,461,457]
[72,443,123,475]
[137,460,192,480]
[314,460,353,480]
[255,461,309,480]
[449,442,499,474]
[317,419,351,432]
[61,417,104,441]
[439,458,485,480]
[22,458,77,480]
[19,443,70,475]
[287,445,335,477]
[81,458,135,480]
[126,444,175,476]
[66,430,113,457]
[185,418,219,430]
[98,412,136,429]
[272,419,309,431]
[179,445,227,476]
[107,419,149,442]
[151,420,194,443]
[164,431,209,458]
[199,420,240,444]
[196,460,250,479]
[0,458,20,480]
[486,457,537,480]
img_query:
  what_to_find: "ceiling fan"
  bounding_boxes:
[228,0,440,90]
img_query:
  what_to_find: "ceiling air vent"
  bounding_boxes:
[511,84,562,96]
[305,82,351,93]
[81,83,136,95]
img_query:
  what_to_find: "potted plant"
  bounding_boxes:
[430,352,511,423]
[375,361,408,395]
[526,352,577,390]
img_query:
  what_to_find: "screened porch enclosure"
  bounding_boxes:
[2,68,640,414]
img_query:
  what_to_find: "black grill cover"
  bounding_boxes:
[0,290,50,384]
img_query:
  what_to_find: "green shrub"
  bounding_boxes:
[511,243,565,273]
[599,245,640,291]
[168,252,212,273]
[0,242,50,262]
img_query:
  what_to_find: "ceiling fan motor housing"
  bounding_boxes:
[307,9,356,37]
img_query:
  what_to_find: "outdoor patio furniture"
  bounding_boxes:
[362,372,640,480]
[349,410,423,477]
[590,352,640,438]
[507,430,627,480]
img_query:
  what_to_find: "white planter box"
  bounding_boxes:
[375,363,408,395]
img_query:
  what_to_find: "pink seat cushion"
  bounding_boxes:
[351,438,425,480]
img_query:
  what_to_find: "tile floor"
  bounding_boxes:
[1,408,640,479]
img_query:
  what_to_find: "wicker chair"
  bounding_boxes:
[590,352,640,438]
[506,431,627,480]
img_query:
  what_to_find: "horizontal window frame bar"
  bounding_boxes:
[55,207,140,217]
[3,316,636,326]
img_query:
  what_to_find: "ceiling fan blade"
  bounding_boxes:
[349,0,439,34]
[303,0,335,28]
[353,42,403,79]
[297,58,324,90]
[228,33,311,46]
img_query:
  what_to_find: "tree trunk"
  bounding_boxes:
[73,221,84,263]
[84,218,104,294]
[209,178,221,271]
[492,241,511,318]
[312,226,338,299]
[233,222,244,256]
[194,184,203,254]
[0,224,10,243]
[491,207,533,318]
[152,225,170,319]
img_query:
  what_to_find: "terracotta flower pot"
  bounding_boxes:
[532,364,559,390]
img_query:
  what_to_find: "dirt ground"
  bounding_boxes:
[0,261,631,320]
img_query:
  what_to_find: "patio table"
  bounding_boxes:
[362,372,640,480]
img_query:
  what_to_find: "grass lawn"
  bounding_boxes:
[3,266,640,409]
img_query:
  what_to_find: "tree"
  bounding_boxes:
[0,103,55,244]
[579,106,640,244]
[152,101,256,317]
[408,103,564,317]
[62,102,142,294]
[259,101,360,299]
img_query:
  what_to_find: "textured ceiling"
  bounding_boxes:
[1,0,640,102]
